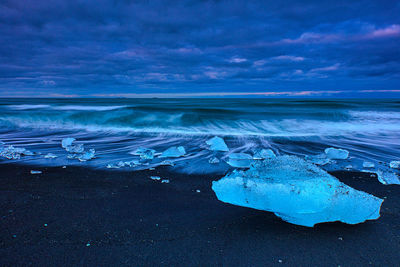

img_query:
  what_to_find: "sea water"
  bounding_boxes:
[0,98,400,175]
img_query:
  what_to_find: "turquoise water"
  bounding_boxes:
[1,98,400,173]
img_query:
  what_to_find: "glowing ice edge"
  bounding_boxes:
[212,155,383,227]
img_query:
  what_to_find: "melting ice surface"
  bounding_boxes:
[325,147,349,160]
[212,155,384,227]
[159,146,186,158]
[206,136,229,152]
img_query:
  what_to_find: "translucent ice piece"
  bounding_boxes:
[61,138,75,149]
[77,149,96,162]
[226,153,253,168]
[206,136,229,152]
[130,147,156,160]
[324,147,349,159]
[376,170,400,185]
[209,157,220,164]
[30,170,42,174]
[363,161,375,168]
[253,149,276,159]
[389,161,400,169]
[212,155,383,227]
[159,146,186,158]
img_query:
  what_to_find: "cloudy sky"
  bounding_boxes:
[0,0,399,97]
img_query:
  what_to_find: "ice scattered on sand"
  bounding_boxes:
[159,146,186,158]
[363,161,375,168]
[253,149,275,159]
[0,145,34,160]
[376,170,400,185]
[209,157,220,164]
[130,147,156,160]
[206,136,229,152]
[226,153,253,168]
[389,161,400,169]
[44,153,57,159]
[150,176,161,181]
[212,155,383,227]
[161,179,170,183]
[30,170,42,174]
[324,147,349,159]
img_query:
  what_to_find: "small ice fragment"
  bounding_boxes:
[253,149,275,159]
[67,154,77,159]
[206,136,229,152]
[44,224,48,227]
[130,147,156,160]
[65,143,84,153]
[30,170,42,174]
[161,179,170,183]
[389,161,400,169]
[376,170,400,185]
[344,165,352,170]
[159,160,174,166]
[61,138,75,148]
[226,153,253,168]
[124,160,140,167]
[209,157,220,164]
[44,153,57,159]
[363,161,375,168]
[0,145,33,159]
[77,149,95,162]
[150,176,161,181]
[305,154,331,165]
[212,155,383,227]
[148,167,155,170]
[196,189,201,193]
[62,166,66,168]
[106,161,126,169]
[159,146,186,158]
[324,147,349,159]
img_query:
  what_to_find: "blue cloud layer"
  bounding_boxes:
[0,0,399,97]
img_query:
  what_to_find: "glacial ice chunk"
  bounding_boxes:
[389,161,400,169]
[159,146,186,158]
[0,145,34,160]
[77,149,96,162]
[61,138,84,153]
[226,153,253,168]
[150,176,161,181]
[376,170,400,185]
[253,149,275,159]
[158,160,174,166]
[212,155,383,227]
[65,143,84,153]
[161,179,170,183]
[106,161,126,169]
[324,147,349,159]
[206,136,229,152]
[30,170,42,174]
[130,147,156,160]
[363,161,375,168]
[61,138,75,149]
[209,157,220,164]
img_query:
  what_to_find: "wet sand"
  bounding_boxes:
[0,163,399,266]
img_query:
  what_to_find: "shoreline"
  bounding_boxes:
[1,163,399,266]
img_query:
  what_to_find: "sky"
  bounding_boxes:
[0,0,399,98]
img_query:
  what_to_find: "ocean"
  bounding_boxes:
[1,98,400,174]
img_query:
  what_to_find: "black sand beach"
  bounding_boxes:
[0,163,399,266]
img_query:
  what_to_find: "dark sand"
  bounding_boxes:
[0,163,399,266]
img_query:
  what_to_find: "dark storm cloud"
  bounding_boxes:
[0,0,399,97]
